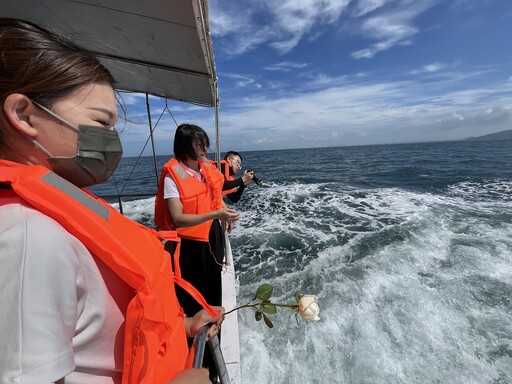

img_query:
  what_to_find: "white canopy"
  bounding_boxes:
[2,0,218,106]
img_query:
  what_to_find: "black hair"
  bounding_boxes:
[173,123,210,162]
[224,150,242,161]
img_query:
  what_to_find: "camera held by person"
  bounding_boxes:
[221,151,261,203]
[246,169,262,186]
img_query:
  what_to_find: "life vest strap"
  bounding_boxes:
[173,275,219,318]
[157,230,217,318]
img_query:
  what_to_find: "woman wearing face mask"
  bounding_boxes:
[154,124,240,380]
[0,18,223,384]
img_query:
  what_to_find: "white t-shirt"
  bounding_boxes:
[0,194,131,383]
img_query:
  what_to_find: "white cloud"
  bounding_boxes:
[350,0,441,59]
[410,63,446,75]
[210,0,440,59]
[117,0,511,156]
[264,61,309,72]
[123,70,512,152]
[213,69,512,151]
[221,73,262,89]
[423,63,443,72]
[352,0,388,17]
[209,0,350,55]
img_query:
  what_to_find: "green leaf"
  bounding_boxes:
[263,313,274,329]
[255,310,262,322]
[260,303,277,314]
[255,283,273,300]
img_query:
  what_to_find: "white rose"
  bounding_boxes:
[298,295,320,321]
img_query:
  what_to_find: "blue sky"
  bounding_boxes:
[119,0,512,157]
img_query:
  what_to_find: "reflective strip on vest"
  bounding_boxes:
[173,164,188,180]
[41,172,109,220]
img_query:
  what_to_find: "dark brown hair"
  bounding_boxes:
[173,123,210,162]
[0,18,114,108]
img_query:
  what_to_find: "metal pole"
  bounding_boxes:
[214,80,221,170]
[191,326,209,368]
[208,334,230,384]
[189,325,231,384]
[145,93,160,189]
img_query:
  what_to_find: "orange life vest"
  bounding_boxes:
[0,160,217,384]
[220,160,237,196]
[154,158,224,242]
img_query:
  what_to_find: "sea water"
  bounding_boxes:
[90,140,512,383]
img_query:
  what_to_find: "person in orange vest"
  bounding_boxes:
[154,124,240,380]
[220,151,255,203]
[155,125,241,314]
[0,18,223,384]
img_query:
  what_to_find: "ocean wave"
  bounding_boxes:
[229,181,512,384]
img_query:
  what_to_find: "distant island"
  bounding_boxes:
[464,129,512,141]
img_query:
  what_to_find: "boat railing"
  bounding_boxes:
[190,325,231,384]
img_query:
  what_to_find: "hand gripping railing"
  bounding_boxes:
[188,325,230,384]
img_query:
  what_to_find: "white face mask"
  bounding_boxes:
[30,101,123,187]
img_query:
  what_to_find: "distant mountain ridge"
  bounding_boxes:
[465,129,512,141]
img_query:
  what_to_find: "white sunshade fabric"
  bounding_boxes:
[1,0,217,106]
